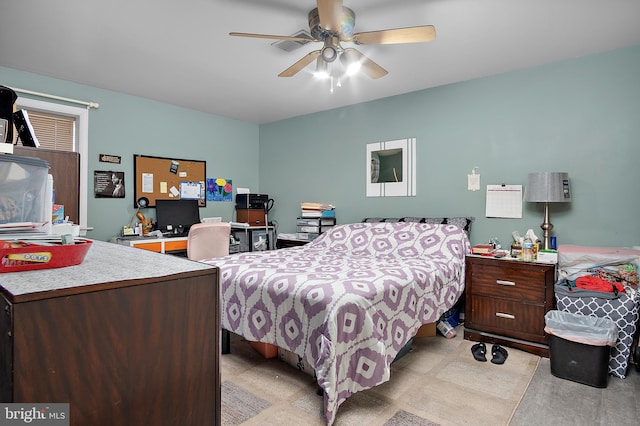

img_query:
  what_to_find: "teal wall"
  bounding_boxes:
[259,45,640,247]
[2,45,639,247]
[0,67,259,241]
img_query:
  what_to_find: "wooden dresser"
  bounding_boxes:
[464,255,556,357]
[0,240,220,425]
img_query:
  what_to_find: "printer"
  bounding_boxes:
[235,194,269,226]
[235,193,269,210]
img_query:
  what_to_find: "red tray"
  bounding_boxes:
[0,239,93,273]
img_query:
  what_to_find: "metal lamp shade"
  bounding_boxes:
[525,172,571,203]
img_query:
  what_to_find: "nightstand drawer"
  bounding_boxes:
[471,263,546,303]
[470,296,546,340]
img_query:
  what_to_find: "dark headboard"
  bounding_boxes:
[362,217,475,235]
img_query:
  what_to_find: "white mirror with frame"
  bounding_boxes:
[366,138,416,197]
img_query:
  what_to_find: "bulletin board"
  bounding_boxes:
[133,154,206,207]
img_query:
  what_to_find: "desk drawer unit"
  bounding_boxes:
[464,255,556,357]
[164,239,188,252]
[133,242,162,252]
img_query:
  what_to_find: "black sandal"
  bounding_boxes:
[491,344,508,365]
[471,342,487,362]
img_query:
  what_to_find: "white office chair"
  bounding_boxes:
[187,221,233,355]
[187,222,231,261]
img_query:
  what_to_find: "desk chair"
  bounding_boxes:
[187,222,231,261]
[187,222,232,354]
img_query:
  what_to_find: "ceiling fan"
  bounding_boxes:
[229,0,436,79]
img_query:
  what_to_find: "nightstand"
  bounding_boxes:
[464,255,556,357]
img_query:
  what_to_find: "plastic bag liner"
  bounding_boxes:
[544,310,618,347]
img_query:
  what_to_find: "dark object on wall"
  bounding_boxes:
[99,153,121,164]
[0,85,17,144]
[94,170,125,198]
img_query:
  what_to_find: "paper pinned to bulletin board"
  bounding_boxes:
[485,184,522,218]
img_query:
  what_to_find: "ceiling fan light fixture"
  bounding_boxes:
[231,2,431,80]
[321,45,338,63]
[340,49,361,76]
[346,62,361,76]
[314,57,330,79]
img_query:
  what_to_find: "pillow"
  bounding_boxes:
[362,217,387,223]
[443,217,475,234]
[400,217,425,223]
[421,217,445,225]
[361,216,474,235]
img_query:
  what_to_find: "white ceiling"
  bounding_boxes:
[1,0,639,124]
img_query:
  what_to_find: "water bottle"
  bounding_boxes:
[522,235,533,261]
[436,319,456,339]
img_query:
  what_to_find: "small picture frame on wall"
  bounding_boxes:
[95,170,125,198]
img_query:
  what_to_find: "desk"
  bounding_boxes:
[113,235,188,255]
[0,240,220,426]
[113,236,241,256]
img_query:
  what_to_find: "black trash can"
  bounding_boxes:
[544,310,618,388]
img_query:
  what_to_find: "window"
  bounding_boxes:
[22,110,75,152]
[15,97,89,230]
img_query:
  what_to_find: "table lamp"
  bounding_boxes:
[524,172,571,250]
[124,197,150,236]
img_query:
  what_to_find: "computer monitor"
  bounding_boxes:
[155,199,200,234]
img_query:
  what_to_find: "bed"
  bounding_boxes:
[202,219,472,424]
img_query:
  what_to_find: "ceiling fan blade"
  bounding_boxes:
[229,32,315,42]
[317,0,343,33]
[352,25,436,45]
[278,50,321,77]
[343,48,388,79]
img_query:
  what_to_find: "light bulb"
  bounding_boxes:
[314,58,330,79]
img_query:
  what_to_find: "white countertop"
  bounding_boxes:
[0,239,215,297]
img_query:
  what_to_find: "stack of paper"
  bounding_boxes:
[0,222,49,237]
[300,202,335,218]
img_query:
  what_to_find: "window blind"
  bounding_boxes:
[23,110,75,152]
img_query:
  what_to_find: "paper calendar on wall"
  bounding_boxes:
[485,185,523,218]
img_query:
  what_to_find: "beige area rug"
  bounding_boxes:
[221,328,540,425]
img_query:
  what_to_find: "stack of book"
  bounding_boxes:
[297,202,336,241]
[300,202,335,218]
[471,244,494,255]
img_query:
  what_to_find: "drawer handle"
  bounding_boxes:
[496,280,516,286]
[496,312,515,320]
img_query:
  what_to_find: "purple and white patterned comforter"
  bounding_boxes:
[202,222,470,425]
